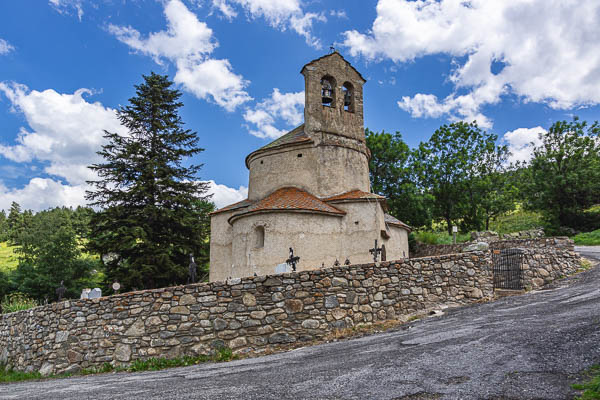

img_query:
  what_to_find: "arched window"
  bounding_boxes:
[342,82,354,112]
[320,76,336,107]
[254,226,265,248]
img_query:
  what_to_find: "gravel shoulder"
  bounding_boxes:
[2,248,599,400]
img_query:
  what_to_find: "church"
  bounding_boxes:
[209,52,411,281]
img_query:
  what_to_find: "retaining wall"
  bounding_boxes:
[412,237,574,258]
[0,252,493,375]
[0,243,580,376]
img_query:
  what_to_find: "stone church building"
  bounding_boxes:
[209,52,410,281]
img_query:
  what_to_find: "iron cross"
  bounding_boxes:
[286,247,300,272]
[369,239,383,262]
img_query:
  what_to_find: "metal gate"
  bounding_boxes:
[492,248,524,290]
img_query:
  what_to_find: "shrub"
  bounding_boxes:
[573,229,600,246]
[1,292,38,314]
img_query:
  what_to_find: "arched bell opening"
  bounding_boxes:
[342,82,354,112]
[320,75,336,107]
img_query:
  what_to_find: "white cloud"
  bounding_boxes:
[109,0,251,111]
[330,10,347,19]
[343,0,600,127]
[175,58,251,112]
[0,82,124,185]
[503,126,546,164]
[0,179,87,212]
[0,39,14,55]
[48,0,84,21]
[205,180,248,208]
[243,89,304,139]
[211,0,325,48]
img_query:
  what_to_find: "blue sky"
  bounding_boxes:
[1,0,600,211]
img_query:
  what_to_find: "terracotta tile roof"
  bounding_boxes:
[385,213,412,232]
[323,189,385,202]
[228,187,345,223]
[259,124,311,151]
[245,124,313,168]
[209,199,253,216]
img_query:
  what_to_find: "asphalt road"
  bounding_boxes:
[2,247,600,400]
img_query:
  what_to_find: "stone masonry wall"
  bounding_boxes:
[0,252,493,376]
[520,247,580,288]
[412,237,574,258]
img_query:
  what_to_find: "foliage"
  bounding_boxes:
[1,292,38,314]
[0,364,42,383]
[9,208,100,302]
[365,128,432,228]
[572,229,600,246]
[572,365,600,400]
[487,207,543,235]
[86,72,212,291]
[520,118,600,233]
[413,121,513,234]
[413,231,471,245]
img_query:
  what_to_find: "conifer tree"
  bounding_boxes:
[86,72,211,290]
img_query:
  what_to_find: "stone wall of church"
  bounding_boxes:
[0,247,579,376]
[210,201,409,281]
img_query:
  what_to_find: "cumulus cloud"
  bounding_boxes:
[0,39,14,55]
[109,0,251,111]
[0,82,124,185]
[343,0,600,127]
[48,0,84,21]
[0,81,251,211]
[205,180,248,208]
[243,89,304,139]
[503,126,546,164]
[211,0,326,48]
[0,179,88,212]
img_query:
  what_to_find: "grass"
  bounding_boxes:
[0,242,18,273]
[573,229,600,246]
[572,365,600,399]
[0,347,237,384]
[488,208,543,235]
[0,364,42,383]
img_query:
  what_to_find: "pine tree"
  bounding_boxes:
[86,72,211,290]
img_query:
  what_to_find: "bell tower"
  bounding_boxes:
[301,51,366,141]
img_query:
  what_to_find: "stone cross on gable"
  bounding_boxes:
[369,239,383,262]
[286,247,300,272]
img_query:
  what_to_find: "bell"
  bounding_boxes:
[322,87,333,105]
[344,91,352,107]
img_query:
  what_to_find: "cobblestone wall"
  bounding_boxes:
[0,252,493,376]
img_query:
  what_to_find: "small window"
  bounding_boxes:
[342,82,354,112]
[254,226,265,248]
[321,76,336,107]
[297,153,302,158]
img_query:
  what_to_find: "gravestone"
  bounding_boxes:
[80,289,91,299]
[275,263,290,274]
[89,288,102,299]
